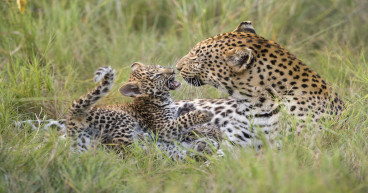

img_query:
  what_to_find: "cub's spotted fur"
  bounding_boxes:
[176,21,345,147]
[66,63,218,158]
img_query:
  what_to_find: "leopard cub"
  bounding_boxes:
[66,62,217,158]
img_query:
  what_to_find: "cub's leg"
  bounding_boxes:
[106,127,137,149]
[158,110,213,141]
[67,66,115,139]
[73,130,100,152]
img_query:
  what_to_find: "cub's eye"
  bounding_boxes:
[153,73,163,80]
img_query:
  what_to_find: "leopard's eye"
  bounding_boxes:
[188,52,197,60]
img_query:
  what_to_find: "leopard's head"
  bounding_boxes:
[119,62,180,98]
[176,21,326,99]
[176,21,257,90]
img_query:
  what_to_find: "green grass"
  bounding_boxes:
[1,0,367,192]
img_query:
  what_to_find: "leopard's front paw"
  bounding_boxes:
[195,110,214,123]
[193,138,219,154]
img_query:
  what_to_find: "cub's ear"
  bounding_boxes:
[119,82,142,97]
[131,62,145,71]
[232,21,256,34]
[225,47,254,73]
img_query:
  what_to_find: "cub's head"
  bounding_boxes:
[176,21,258,89]
[119,62,180,97]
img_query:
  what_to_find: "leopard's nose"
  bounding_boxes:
[176,63,182,71]
[176,60,183,71]
[176,55,189,71]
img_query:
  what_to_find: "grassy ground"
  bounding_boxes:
[1,0,367,192]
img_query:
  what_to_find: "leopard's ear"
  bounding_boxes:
[225,47,254,73]
[131,62,145,71]
[119,81,142,97]
[232,21,256,34]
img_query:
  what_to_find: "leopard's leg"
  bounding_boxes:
[72,130,97,152]
[103,122,139,150]
[135,137,186,161]
[139,136,220,161]
[156,141,187,161]
[179,124,223,156]
[155,141,212,161]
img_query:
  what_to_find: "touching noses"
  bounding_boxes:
[176,56,187,71]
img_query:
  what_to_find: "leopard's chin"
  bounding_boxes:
[183,77,205,87]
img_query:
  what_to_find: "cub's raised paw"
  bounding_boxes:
[195,110,214,123]
[192,125,223,140]
[94,66,115,83]
[177,103,196,116]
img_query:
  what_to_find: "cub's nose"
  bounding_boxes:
[168,68,175,75]
[161,68,175,75]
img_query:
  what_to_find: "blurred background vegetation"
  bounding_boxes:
[0,0,367,192]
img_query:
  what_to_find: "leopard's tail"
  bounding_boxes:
[67,66,115,117]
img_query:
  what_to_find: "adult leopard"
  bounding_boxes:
[176,21,345,148]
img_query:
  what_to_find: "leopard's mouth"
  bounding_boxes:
[167,77,181,90]
[183,76,205,87]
